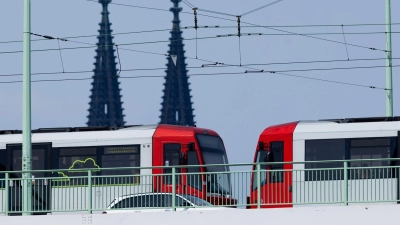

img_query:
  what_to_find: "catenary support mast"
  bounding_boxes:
[386,0,393,117]
[22,0,32,216]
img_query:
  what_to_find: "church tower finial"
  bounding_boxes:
[87,0,125,127]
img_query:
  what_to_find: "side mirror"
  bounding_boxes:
[188,142,195,151]
[180,152,186,165]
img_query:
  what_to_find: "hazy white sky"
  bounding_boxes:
[0,0,399,164]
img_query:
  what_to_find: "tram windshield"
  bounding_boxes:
[196,134,231,196]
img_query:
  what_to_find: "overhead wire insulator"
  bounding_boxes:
[193,7,199,59]
[237,16,242,66]
[193,8,198,30]
[237,16,241,37]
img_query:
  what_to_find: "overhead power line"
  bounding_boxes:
[2,29,399,55]
[195,13,389,52]
[0,70,388,91]
[1,30,399,46]
[3,22,400,45]
[85,0,180,14]
[1,64,398,78]
[81,0,390,53]
[241,0,284,16]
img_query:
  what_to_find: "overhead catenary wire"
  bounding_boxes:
[0,31,392,90]
[240,0,284,17]
[1,63,398,78]
[57,40,65,73]
[81,0,385,52]
[190,12,389,52]
[0,35,389,90]
[0,0,390,90]
[3,29,399,56]
[85,0,179,14]
[182,0,195,9]
[0,70,388,91]
[2,23,400,45]
[341,25,350,60]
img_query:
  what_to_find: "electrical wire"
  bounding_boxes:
[341,25,350,60]
[85,0,181,14]
[1,56,399,77]
[0,70,387,90]
[182,0,195,9]
[217,31,400,37]
[241,0,284,17]
[0,35,224,55]
[80,0,388,54]
[2,23,400,45]
[1,64,397,78]
[192,13,388,52]
[2,29,399,56]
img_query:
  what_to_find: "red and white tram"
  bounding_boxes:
[249,117,400,208]
[0,124,235,212]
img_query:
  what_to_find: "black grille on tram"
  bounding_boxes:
[320,116,400,124]
[0,125,143,135]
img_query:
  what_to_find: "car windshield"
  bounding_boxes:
[180,194,213,206]
[196,134,231,196]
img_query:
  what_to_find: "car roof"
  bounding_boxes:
[107,193,197,209]
[113,193,185,202]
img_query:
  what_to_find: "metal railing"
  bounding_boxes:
[0,158,399,215]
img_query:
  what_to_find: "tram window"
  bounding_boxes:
[0,149,5,188]
[253,150,267,190]
[60,148,96,156]
[187,150,202,191]
[305,139,345,181]
[102,145,140,185]
[269,142,284,183]
[56,147,98,186]
[349,138,392,179]
[14,149,46,178]
[164,144,181,185]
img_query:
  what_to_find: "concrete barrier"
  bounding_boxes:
[0,204,399,225]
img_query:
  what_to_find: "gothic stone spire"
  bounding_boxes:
[87,0,125,127]
[159,0,195,126]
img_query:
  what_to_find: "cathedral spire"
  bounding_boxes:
[87,0,125,127]
[159,0,195,126]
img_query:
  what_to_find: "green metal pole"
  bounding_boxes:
[343,162,348,206]
[386,0,393,117]
[5,173,9,216]
[88,170,92,214]
[172,167,176,211]
[22,0,32,216]
[256,163,261,209]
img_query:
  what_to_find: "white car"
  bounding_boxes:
[103,193,236,214]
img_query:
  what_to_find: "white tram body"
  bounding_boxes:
[251,117,400,208]
[0,124,232,214]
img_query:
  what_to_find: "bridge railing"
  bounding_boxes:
[0,158,399,215]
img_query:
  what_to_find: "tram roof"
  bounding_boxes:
[294,117,400,139]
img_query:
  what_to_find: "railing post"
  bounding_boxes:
[172,167,176,211]
[4,173,9,216]
[343,161,348,206]
[257,163,261,209]
[88,170,92,214]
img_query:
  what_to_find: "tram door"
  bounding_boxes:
[397,131,400,204]
[159,143,184,194]
[260,141,292,207]
[6,143,51,215]
[182,147,204,199]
